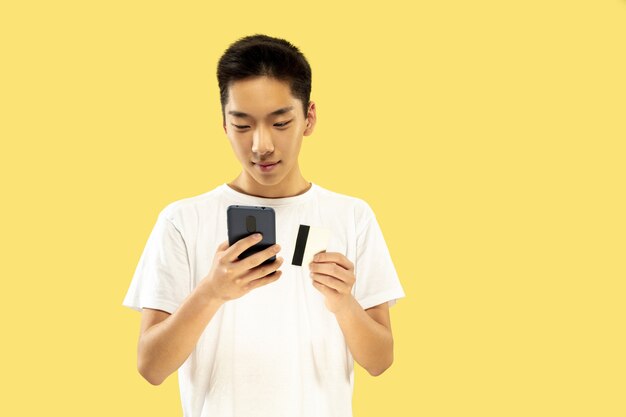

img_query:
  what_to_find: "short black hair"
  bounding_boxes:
[217,34,312,124]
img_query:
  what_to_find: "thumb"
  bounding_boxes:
[216,240,230,252]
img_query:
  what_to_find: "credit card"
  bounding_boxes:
[291,224,330,268]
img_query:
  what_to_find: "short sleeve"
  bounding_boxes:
[122,209,191,314]
[353,204,406,310]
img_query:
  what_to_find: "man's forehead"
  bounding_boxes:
[227,105,296,119]
[225,76,301,118]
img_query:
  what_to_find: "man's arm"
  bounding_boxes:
[308,252,395,376]
[333,300,393,376]
[137,291,224,385]
[136,235,284,386]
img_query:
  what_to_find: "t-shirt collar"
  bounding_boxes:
[220,182,317,207]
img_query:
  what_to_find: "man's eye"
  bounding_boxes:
[231,120,291,130]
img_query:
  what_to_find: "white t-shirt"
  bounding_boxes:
[123,182,406,417]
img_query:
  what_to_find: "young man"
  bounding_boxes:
[123,34,405,417]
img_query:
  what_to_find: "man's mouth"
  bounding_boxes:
[255,161,280,167]
[254,161,281,172]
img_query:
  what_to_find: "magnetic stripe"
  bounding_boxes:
[291,224,310,266]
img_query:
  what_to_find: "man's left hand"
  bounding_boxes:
[309,252,356,314]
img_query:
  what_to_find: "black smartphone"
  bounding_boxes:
[227,205,277,265]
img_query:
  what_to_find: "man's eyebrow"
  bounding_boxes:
[228,106,294,119]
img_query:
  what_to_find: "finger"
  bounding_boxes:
[312,280,333,295]
[240,243,281,271]
[242,256,284,284]
[311,273,344,293]
[245,269,282,291]
[312,252,353,271]
[309,262,352,284]
[225,233,263,262]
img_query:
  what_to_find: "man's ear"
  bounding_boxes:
[304,101,317,136]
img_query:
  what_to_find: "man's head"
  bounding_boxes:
[217,34,312,124]
[216,34,317,194]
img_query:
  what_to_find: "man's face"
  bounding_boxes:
[223,76,316,190]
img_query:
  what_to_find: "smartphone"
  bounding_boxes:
[227,205,277,265]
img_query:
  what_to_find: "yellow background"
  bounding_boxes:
[1,1,624,416]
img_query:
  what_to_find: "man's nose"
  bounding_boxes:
[252,125,274,155]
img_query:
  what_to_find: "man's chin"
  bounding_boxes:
[248,170,283,185]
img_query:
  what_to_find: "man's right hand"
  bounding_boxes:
[199,233,284,302]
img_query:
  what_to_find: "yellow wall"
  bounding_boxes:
[1,1,624,415]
